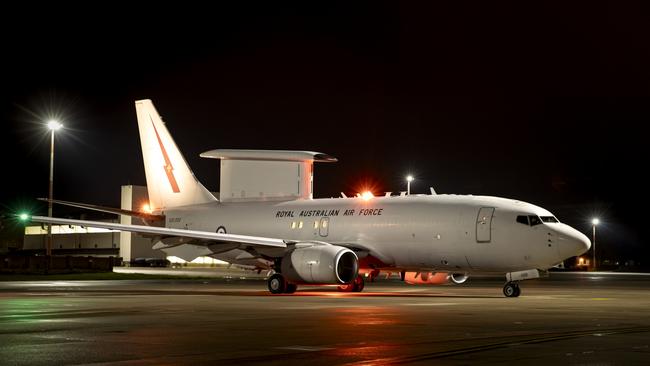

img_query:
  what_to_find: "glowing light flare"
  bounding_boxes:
[141,203,153,214]
[592,218,600,226]
[47,120,62,130]
[18,213,30,221]
[406,175,414,182]
[360,191,374,201]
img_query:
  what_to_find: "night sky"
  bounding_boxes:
[1,3,648,264]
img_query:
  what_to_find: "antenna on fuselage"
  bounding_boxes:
[340,192,347,198]
[430,187,437,195]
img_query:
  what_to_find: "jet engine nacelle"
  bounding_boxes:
[404,272,469,285]
[449,273,469,284]
[281,244,359,284]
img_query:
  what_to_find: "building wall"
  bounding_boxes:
[24,231,118,250]
[119,185,164,262]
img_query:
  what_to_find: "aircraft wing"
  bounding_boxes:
[28,215,286,249]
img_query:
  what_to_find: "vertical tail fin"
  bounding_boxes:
[135,99,217,210]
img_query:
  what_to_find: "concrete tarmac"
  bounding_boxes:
[1,271,649,365]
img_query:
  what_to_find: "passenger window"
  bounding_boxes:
[516,215,529,225]
[529,215,542,226]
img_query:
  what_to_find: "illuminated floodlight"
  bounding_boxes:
[360,191,374,201]
[18,213,30,221]
[591,218,600,271]
[47,120,63,130]
[406,175,414,195]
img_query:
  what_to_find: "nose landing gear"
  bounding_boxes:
[502,269,544,297]
[503,281,521,297]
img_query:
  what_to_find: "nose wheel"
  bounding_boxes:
[503,281,521,297]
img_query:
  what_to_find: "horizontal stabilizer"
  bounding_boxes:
[37,198,164,221]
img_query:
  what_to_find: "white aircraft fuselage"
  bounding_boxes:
[166,194,590,274]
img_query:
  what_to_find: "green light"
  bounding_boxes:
[18,213,30,221]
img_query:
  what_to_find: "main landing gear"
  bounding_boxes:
[267,273,297,294]
[267,273,366,294]
[338,275,365,292]
[503,281,521,297]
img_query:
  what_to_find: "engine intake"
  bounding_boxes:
[449,273,469,284]
[281,244,358,284]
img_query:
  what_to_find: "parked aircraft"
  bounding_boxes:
[28,100,591,297]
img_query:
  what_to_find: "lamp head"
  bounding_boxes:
[592,218,600,226]
[47,120,62,130]
[406,175,414,182]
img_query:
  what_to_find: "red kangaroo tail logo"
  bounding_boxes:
[151,118,180,193]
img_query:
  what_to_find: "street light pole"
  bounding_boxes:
[406,175,414,195]
[591,218,599,271]
[47,120,62,256]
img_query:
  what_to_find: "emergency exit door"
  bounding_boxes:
[476,207,495,243]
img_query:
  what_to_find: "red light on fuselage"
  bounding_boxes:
[360,191,374,201]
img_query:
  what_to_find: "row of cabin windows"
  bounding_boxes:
[516,215,559,226]
[290,220,328,229]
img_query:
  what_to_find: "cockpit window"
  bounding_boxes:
[516,215,529,225]
[528,215,542,226]
[540,216,559,223]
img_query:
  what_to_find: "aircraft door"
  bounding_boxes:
[476,207,495,243]
[319,217,329,237]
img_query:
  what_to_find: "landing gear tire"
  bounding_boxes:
[285,283,297,294]
[503,282,520,298]
[268,274,287,294]
[352,275,365,292]
[338,275,365,292]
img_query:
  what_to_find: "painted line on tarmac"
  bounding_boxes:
[276,345,334,352]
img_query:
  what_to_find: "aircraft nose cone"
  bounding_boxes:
[572,230,591,255]
[556,224,591,259]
